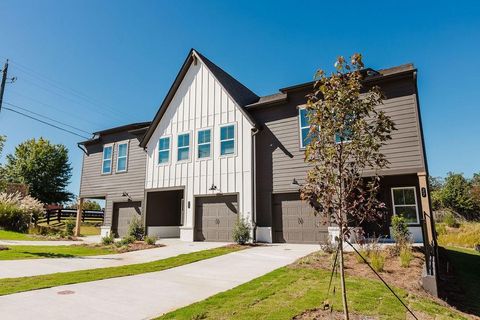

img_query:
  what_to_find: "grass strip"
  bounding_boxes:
[0,245,116,260]
[0,245,244,296]
[157,266,466,320]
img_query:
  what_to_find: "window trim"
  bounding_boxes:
[101,144,114,175]
[196,127,212,161]
[176,131,192,163]
[298,107,310,149]
[391,186,420,225]
[219,123,237,157]
[157,135,172,166]
[115,141,129,173]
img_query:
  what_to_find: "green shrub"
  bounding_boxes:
[101,233,115,245]
[443,211,459,228]
[64,218,76,236]
[391,215,411,245]
[127,217,144,240]
[356,249,369,263]
[399,245,413,268]
[0,202,30,233]
[144,235,156,245]
[436,223,447,235]
[370,250,386,272]
[120,235,135,246]
[232,218,251,245]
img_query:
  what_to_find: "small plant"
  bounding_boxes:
[127,217,144,240]
[64,218,76,236]
[370,250,386,272]
[356,249,369,263]
[320,238,337,254]
[399,245,413,268]
[101,233,115,245]
[391,215,411,245]
[232,218,251,245]
[443,211,459,228]
[144,235,156,245]
[120,235,135,246]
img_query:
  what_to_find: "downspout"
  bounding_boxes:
[251,126,261,242]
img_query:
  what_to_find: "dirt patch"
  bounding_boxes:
[293,308,377,319]
[73,241,164,253]
[292,248,426,297]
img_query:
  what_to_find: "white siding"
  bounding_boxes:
[145,59,253,240]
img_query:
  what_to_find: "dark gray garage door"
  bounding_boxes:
[112,201,142,237]
[272,193,328,244]
[195,195,238,242]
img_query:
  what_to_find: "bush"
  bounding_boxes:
[443,211,459,228]
[0,192,43,232]
[101,233,115,245]
[120,235,135,246]
[391,215,411,245]
[232,218,251,245]
[370,249,386,272]
[127,217,144,240]
[144,235,157,245]
[399,245,413,268]
[64,218,76,236]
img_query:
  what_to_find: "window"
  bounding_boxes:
[116,142,128,172]
[177,133,190,161]
[220,124,235,156]
[158,137,170,164]
[197,129,211,159]
[299,108,310,148]
[102,145,113,174]
[391,187,419,224]
[335,116,354,143]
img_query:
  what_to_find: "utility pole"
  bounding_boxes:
[0,60,8,113]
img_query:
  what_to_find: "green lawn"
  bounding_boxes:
[0,230,37,241]
[0,245,116,260]
[444,246,480,315]
[0,245,244,296]
[37,222,101,236]
[157,266,466,320]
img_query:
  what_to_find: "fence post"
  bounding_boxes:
[47,210,50,225]
[57,209,61,223]
[74,198,84,237]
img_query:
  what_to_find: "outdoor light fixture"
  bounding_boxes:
[209,184,217,191]
[121,192,132,200]
[291,178,301,187]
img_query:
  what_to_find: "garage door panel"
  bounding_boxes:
[272,193,328,244]
[195,195,238,242]
[112,201,142,238]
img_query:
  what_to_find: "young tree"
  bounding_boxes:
[3,138,73,204]
[300,54,395,319]
[0,135,6,191]
[438,172,475,219]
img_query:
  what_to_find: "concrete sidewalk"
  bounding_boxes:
[0,243,319,320]
[0,239,226,278]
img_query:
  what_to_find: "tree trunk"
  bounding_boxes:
[339,228,350,320]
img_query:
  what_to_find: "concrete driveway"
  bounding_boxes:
[0,243,319,320]
[0,239,227,278]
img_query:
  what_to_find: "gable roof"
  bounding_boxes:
[78,122,151,146]
[140,49,259,148]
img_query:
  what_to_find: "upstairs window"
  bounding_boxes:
[197,129,211,159]
[102,145,113,174]
[116,142,128,172]
[158,137,170,164]
[299,108,311,148]
[391,187,419,224]
[220,124,235,156]
[335,115,354,143]
[177,133,190,161]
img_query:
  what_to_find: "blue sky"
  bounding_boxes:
[0,0,479,197]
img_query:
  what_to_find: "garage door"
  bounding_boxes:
[195,195,238,242]
[272,193,328,244]
[112,201,142,237]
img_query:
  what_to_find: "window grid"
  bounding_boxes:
[220,125,235,156]
[158,137,170,164]
[116,142,128,172]
[102,145,113,174]
[177,133,190,161]
[391,187,419,224]
[299,108,310,148]
[197,129,211,159]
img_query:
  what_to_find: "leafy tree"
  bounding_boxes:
[471,173,480,211]
[300,54,395,319]
[429,176,444,211]
[0,135,6,191]
[66,199,102,211]
[3,138,73,204]
[438,172,475,219]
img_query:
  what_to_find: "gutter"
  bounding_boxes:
[251,126,261,242]
[77,143,88,155]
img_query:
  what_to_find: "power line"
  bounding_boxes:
[2,107,90,140]
[4,102,92,135]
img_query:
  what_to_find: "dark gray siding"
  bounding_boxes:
[252,73,427,227]
[79,131,147,226]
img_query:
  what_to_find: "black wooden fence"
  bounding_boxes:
[38,209,104,225]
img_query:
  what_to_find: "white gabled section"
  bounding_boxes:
[145,55,253,241]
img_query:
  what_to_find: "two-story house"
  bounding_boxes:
[78,49,433,245]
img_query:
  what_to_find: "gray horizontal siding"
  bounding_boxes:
[79,132,147,226]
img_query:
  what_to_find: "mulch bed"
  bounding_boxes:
[293,308,377,319]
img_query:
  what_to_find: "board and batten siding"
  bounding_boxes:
[145,60,253,241]
[79,131,147,226]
